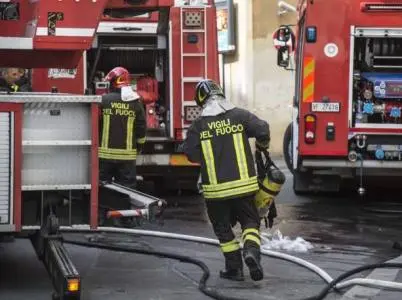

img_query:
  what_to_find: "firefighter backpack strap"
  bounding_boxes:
[255,150,265,179]
[262,149,281,171]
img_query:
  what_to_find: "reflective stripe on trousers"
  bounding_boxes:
[242,228,261,247]
[220,239,240,253]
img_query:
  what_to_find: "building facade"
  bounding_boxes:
[220,0,298,155]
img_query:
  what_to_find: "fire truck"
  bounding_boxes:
[275,0,402,195]
[29,0,220,192]
[0,0,206,298]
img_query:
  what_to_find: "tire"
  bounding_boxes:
[283,122,294,174]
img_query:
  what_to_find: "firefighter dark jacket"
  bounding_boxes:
[0,77,32,92]
[184,107,270,201]
[99,91,146,161]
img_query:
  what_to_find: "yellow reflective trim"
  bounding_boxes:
[303,83,314,101]
[99,148,137,160]
[303,57,315,103]
[220,240,240,253]
[101,115,110,148]
[242,228,260,240]
[99,147,137,154]
[203,183,259,199]
[99,151,136,157]
[233,133,248,180]
[126,116,135,150]
[202,176,257,192]
[304,59,315,77]
[98,152,137,160]
[201,139,217,185]
[137,137,146,144]
[244,235,261,246]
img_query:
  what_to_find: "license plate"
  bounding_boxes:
[311,102,340,112]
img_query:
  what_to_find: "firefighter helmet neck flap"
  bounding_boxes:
[104,67,140,102]
[194,79,235,117]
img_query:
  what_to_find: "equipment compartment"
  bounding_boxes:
[87,32,169,137]
[351,32,402,127]
[21,100,95,189]
[0,112,12,225]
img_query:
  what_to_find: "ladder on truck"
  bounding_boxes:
[180,5,208,134]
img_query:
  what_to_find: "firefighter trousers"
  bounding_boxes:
[205,194,261,271]
[99,159,137,189]
[99,159,137,213]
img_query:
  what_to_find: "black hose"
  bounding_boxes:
[302,262,402,300]
[63,237,402,300]
[63,239,247,300]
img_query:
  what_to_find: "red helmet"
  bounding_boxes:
[104,67,131,89]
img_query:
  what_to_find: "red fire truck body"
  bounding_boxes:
[30,0,220,191]
[278,0,402,194]
[0,1,179,297]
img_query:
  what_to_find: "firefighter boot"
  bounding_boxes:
[243,247,264,281]
[219,269,244,281]
[219,250,244,281]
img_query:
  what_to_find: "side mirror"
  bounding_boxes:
[277,46,290,68]
[272,25,296,69]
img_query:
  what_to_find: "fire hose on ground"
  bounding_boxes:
[36,226,402,300]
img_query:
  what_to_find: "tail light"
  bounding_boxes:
[304,114,317,144]
[361,2,402,12]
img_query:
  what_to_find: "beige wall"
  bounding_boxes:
[223,0,297,155]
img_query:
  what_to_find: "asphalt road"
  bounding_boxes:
[1,158,402,300]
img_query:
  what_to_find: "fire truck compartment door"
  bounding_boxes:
[97,22,158,35]
[104,0,172,33]
[0,112,12,225]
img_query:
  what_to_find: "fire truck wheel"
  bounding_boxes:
[283,123,294,174]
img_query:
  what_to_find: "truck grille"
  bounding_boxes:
[0,112,11,224]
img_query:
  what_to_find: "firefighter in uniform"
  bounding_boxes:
[99,67,146,190]
[0,68,32,92]
[183,79,270,282]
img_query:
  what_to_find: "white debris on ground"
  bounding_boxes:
[261,230,314,253]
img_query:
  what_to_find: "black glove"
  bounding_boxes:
[256,140,269,152]
[266,201,278,229]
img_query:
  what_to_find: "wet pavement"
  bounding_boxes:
[1,158,402,300]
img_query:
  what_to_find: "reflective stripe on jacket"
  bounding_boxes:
[184,107,270,201]
[99,92,146,161]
